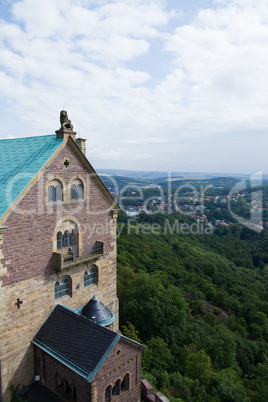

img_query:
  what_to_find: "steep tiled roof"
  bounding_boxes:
[0,135,63,218]
[33,304,120,380]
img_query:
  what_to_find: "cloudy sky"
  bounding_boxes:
[0,0,268,174]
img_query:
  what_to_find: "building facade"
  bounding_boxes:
[0,112,144,401]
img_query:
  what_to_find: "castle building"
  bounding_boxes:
[0,112,144,401]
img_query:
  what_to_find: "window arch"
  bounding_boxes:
[112,380,120,396]
[55,373,61,388]
[54,217,81,260]
[65,381,72,395]
[84,266,97,287]
[55,373,64,394]
[55,277,71,299]
[121,373,130,391]
[105,385,112,401]
[48,179,63,202]
[71,179,84,200]
[72,385,77,400]
[57,231,62,250]
[57,228,77,251]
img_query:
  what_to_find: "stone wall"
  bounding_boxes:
[0,142,118,401]
[35,347,91,401]
[1,144,117,287]
[35,339,142,402]
[95,339,143,402]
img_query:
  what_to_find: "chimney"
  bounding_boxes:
[76,138,87,155]
[55,110,77,141]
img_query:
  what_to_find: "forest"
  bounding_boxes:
[116,206,268,401]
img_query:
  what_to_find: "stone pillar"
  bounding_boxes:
[76,138,87,155]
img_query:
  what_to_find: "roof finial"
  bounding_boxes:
[56,110,77,140]
[60,110,73,131]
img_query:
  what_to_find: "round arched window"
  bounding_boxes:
[48,180,63,202]
[54,277,71,299]
[71,179,84,200]
[84,266,97,287]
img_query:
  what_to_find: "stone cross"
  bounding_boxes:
[15,298,23,309]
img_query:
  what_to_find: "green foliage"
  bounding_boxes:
[185,350,212,381]
[121,321,141,343]
[9,385,20,402]
[203,313,218,328]
[244,359,268,401]
[207,368,250,401]
[117,209,268,400]
[143,337,173,372]
[121,272,187,343]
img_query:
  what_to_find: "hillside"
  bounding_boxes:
[117,210,268,401]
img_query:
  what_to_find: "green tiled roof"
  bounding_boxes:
[0,135,63,218]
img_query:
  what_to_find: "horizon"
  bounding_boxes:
[97,167,267,179]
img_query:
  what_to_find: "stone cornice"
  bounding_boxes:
[0,226,8,235]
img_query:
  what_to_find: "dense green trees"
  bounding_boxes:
[117,211,268,400]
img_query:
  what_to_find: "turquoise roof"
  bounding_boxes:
[0,135,63,218]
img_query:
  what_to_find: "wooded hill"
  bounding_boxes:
[117,210,268,401]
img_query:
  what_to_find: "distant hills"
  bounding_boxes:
[97,168,268,180]
[97,169,268,190]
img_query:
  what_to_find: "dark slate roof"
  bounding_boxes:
[33,304,120,381]
[82,295,114,325]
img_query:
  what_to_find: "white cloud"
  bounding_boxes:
[164,0,268,134]
[0,0,268,174]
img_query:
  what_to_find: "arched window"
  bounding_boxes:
[71,179,84,200]
[55,373,62,388]
[65,381,72,395]
[55,281,61,299]
[62,230,70,249]
[121,373,130,391]
[48,180,63,202]
[57,229,77,252]
[105,385,112,401]
[70,229,77,247]
[55,373,64,393]
[57,231,62,250]
[72,385,77,400]
[84,266,97,287]
[112,380,120,396]
[55,277,70,299]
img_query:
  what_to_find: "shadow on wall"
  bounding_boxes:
[4,345,34,402]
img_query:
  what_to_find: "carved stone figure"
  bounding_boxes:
[60,110,74,131]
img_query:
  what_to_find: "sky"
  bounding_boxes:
[0,0,268,175]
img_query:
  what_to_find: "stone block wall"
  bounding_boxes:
[35,340,143,402]
[0,143,118,401]
[95,339,143,402]
[35,346,91,401]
